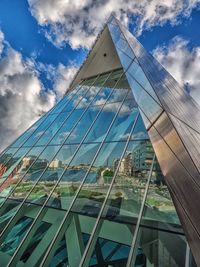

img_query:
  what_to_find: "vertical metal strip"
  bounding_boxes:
[39,84,131,267]
[79,113,140,267]
[0,79,97,213]
[39,63,135,267]
[0,82,84,183]
[126,154,156,267]
[6,71,125,266]
[0,75,100,232]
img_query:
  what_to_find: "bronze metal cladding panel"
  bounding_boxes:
[169,114,200,171]
[110,18,200,264]
[148,121,200,266]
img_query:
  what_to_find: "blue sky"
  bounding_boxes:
[0,0,200,150]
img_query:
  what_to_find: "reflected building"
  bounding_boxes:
[49,159,62,169]
[132,141,164,183]
[0,15,199,267]
[114,152,132,176]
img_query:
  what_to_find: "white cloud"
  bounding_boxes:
[53,63,78,98]
[153,36,200,105]
[0,34,57,151]
[28,0,200,49]
[0,31,4,56]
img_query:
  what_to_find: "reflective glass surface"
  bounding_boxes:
[0,19,196,267]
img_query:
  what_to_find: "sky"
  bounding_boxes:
[0,0,200,151]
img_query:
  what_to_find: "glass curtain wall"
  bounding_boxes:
[0,67,194,267]
[0,18,197,267]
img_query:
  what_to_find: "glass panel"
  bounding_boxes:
[105,101,138,142]
[0,199,20,227]
[50,236,68,267]
[65,108,99,145]
[35,112,70,146]
[107,22,122,44]
[141,155,181,231]
[22,114,58,147]
[88,220,131,267]
[130,114,149,140]
[105,76,129,104]
[49,109,86,145]
[126,72,163,124]
[0,147,30,179]
[83,102,121,144]
[0,216,33,256]
[51,96,68,114]
[20,220,51,263]
[57,87,84,113]
[127,61,160,102]
[76,140,153,266]
[10,113,48,148]
[44,143,100,209]
[8,145,61,201]
[64,86,98,112]
[25,144,78,205]
[71,141,127,216]
[100,141,149,224]
[61,82,99,113]
[0,148,18,176]
[51,85,82,114]
[132,227,187,267]
[118,49,133,70]
[0,146,45,197]
[0,203,66,266]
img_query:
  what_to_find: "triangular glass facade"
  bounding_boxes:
[0,15,198,267]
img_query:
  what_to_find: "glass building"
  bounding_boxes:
[0,15,199,267]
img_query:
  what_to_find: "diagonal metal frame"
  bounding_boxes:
[126,154,155,267]
[0,83,84,188]
[37,70,135,267]
[6,69,130,266]
[0,74,103,237]
[0,76,100,216]
[78,112,139,267]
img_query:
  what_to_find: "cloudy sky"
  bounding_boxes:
[0,0,200,151]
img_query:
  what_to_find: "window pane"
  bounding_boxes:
[0,146,45,197]
[0,147,30,180]
[22,114,58,147]
[8,146,61,201]
[132,227,187,267]
[49,109,86,145]
[42,143,100,209]
[65,108,99,144]
[10,113,48,148]
[35,112,70,146]
[126,72,163,124]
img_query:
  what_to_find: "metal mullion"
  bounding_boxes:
[141,107,200,194]
[79,113,140,267]
[50,84,82,114]
[0,77,99,238]
[2,73,101,212]
[0,84,70,157]
[0,82,84,178]
[0,113,49,171]
[38,60,135,267]
[0,80,95,207]
[5,71,119,265]
[39,82,131,267]
[6,72,117,266]
[0,103,87,202]
[115,18,200,136]
[127,70,163,108]
[113,17,165,108]
[126,154,156,267]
